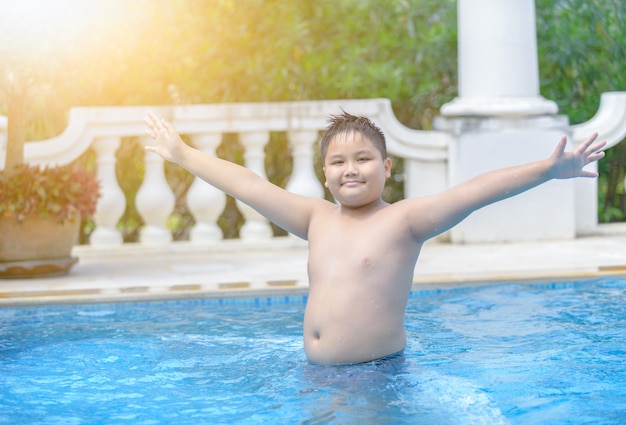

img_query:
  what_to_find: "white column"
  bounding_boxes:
[187,133,226,242]
[434,0,573,243]
[441,0,557,117]
[286,130,324,199]
[236,131,273,241]
[135,135,176,244]
[90,136,125,246]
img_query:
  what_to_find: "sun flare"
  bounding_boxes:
[0,0,133,62]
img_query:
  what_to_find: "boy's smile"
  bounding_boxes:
[323,132,392,209]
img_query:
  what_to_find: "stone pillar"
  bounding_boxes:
[136,136,176,244]
[90,136,125,246]
[436,0,574,243]
[187,133,226,242]
[286,130,324,199]
[236,131,273,241]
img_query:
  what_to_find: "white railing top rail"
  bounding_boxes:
[0,98,449,170]
[571,92,626,149]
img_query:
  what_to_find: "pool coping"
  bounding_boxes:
[2,268,624,308]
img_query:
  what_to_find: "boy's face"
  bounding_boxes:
[322,132,391,208]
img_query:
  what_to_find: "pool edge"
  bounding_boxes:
[2,269,624,308]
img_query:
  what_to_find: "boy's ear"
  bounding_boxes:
[384,157,392,178]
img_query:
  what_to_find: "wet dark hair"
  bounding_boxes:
[319,110,387,161]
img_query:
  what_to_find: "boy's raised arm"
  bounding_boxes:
[143,112,318,240]
[409,133,606,241]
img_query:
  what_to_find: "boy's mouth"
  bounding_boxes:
[341,180,364,187]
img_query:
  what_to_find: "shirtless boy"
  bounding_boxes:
[144,111,605,365]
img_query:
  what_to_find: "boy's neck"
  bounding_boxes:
[338,198,389,217]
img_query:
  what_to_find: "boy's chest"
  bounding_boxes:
[307,213,413,270]
[306,217,420,294]
[310,215,386,251]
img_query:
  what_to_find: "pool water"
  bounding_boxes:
[1,277,625,424]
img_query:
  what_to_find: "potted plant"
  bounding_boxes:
[0,5,108,278]
[0,163,100,279]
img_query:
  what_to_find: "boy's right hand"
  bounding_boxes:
[144,111,187,164]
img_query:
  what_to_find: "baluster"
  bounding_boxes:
[286,130,324,199]
[187,133,226,242]
[136,135,176,244]
[236,131,273,240]
[90,136,125,246]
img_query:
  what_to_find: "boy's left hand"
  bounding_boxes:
[550,133,606,179]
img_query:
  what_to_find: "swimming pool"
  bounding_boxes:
[1,276,624,424]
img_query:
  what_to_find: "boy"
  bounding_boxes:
[144,111,605,365]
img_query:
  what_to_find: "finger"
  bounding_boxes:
[585,140,607,156]
[144,115,161,134]
[585,151,605,165]
[143,117,154,131]
[146,111,168,133]
[576,132,598,154]
[580,170,599,178]
[145,111,159,126]
[554,135,567,156]
[146,110,159,123]
[159,117,175,135]
[158,119,172,137]
[145,128,157,139]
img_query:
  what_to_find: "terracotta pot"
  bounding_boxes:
[0,213,81,278]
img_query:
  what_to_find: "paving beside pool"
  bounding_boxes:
[1,230,625,306]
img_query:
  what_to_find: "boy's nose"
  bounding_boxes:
[345,163,358,176]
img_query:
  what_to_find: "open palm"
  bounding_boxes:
[549,133,606,180]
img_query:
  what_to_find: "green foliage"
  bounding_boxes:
[536,0,625,122]
[2,0,625,240]
[120,0,457,240]
[536,0,626,222]
[0,164,101,223]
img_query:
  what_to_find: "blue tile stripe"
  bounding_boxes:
[1,278,600,314]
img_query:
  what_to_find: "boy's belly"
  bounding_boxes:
[303,306,406,365]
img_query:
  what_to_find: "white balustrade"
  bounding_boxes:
[135,135,176,244]
[6,95,623,246]
[236,131,274,241]
[90,136,126,246]
[286,130,324,199]
[187,133,226,242]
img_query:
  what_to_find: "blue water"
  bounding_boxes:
[1,277,625,424]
